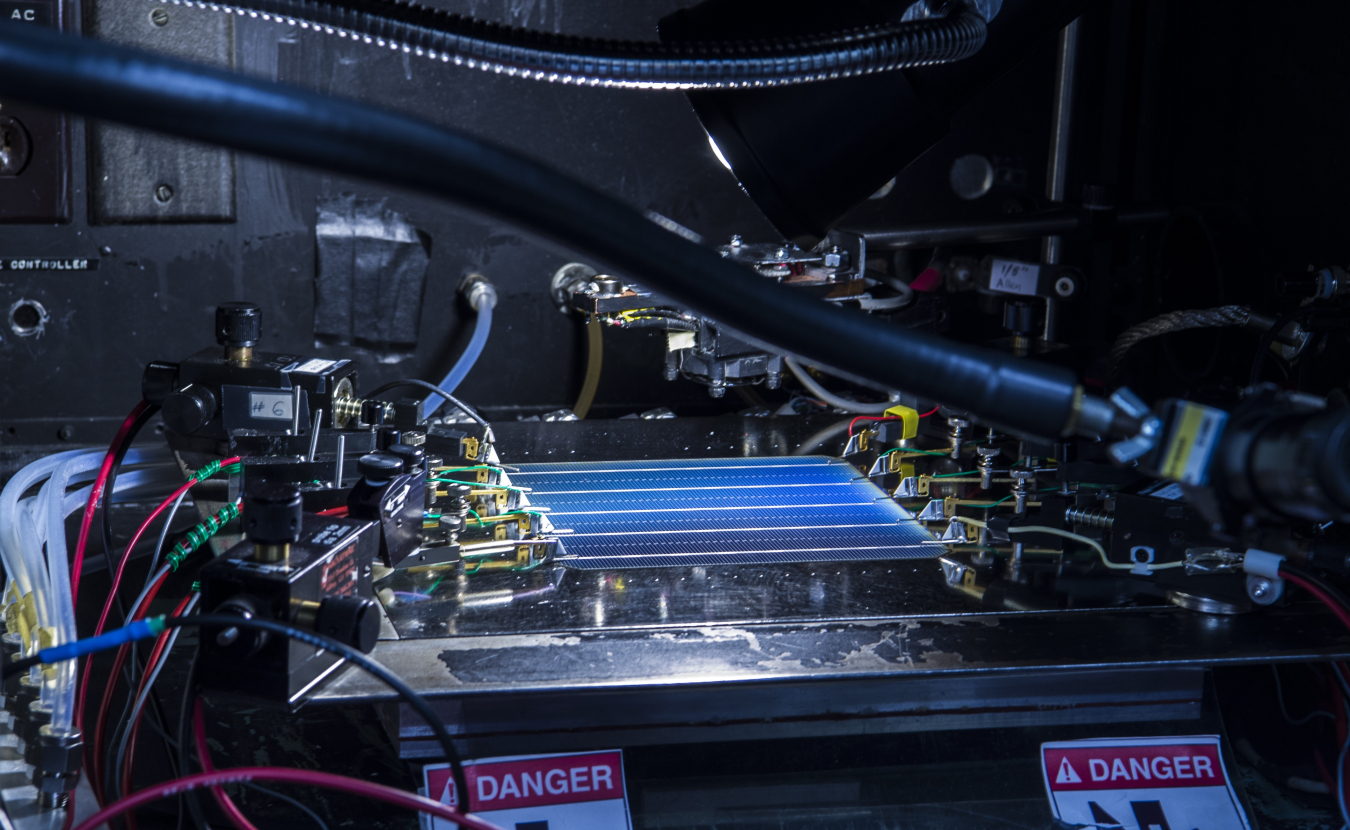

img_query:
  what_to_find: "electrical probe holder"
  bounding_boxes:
[146,302,359,453]
[197,514,379,703]
[348,453,438,569]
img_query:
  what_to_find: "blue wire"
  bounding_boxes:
[37,618,161,664]
[434,302,492,405]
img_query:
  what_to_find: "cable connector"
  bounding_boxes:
[1242,549,1286,606]
[459,273,498,312]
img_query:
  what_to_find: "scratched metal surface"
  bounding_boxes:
[314,602,1350,702]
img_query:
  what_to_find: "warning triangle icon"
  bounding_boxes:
[1056,757,1083,784]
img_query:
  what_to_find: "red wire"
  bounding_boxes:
[71,401,148,610]
[120,591,197,826]
[88,568,169,802]
[193,699,260,830]
[847,416,898,436]
[847,406,941,436]
[316,506,348,517]
[73,768,508,830]
[1281,570,1350,632]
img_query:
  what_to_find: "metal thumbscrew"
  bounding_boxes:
[150,7,169,26]
[155,184,174,203]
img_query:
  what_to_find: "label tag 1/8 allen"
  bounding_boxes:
[423,750,632,830]
[1041,735,1250,830]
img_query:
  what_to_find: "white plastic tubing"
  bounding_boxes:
[0,448,175,733]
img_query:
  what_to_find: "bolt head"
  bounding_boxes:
[154,184,174,203]
[149,7,169,26]
[1054,276,1076,298]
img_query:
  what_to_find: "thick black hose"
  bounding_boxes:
[156,0,986,89]
[0,22,1083,439]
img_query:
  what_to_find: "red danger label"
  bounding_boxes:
[1044,743,1225,792]
[427,751,624,812]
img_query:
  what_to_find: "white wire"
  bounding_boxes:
[783,357,894,415]
[145,490,190,592]
[1003,525,1185,571]
[126,564,173,622]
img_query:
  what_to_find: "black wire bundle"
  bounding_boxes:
[159,614,471,816]
[1282,561,1350,619]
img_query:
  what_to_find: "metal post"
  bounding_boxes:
[334,434,346,487]
[1042,18,1080,341]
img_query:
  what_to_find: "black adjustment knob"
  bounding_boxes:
[375,426,403,450]
[215,302,262,347]
[361,399,387,426]
[141,361,180,405]
[357,452,403,483]
[244,483,303,545]
[385,443,425,474]
[315,596,380,654]
[161,385,217,434]
[211,594,271,656]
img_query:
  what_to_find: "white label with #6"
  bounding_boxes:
[989,258,1041,296]
[248,391,293,421]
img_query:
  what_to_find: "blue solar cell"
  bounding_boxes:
[511,456,937,570]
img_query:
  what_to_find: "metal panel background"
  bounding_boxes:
[86,0,236,223]
[0,0,1064,444]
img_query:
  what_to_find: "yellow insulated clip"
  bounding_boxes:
[883,405,921,440]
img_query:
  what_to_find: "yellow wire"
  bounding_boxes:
[573,314,603,420]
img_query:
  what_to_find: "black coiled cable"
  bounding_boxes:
[155,0,987,88]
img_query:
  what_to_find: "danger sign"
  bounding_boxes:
[1042,736,1249,830]
[423,750,632,830]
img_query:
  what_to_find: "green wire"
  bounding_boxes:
[879,448,951,458]
[931,470,977,479]
[431,478,524,492]
[434,465,500,475]
[467,510,542,525]
[168,500,241,570]
[964,494,1014,508]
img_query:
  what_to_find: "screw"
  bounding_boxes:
[1010,469,1035,514]
[1055,276,1076,298]
[154,184,174,203]
[1248,578,1270,600]
[729,235,743,247]
[149,7,169,26]
[976,446,1000,489]
[56,425,74,441]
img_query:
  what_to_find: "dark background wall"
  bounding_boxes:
[4,0,1350,444]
